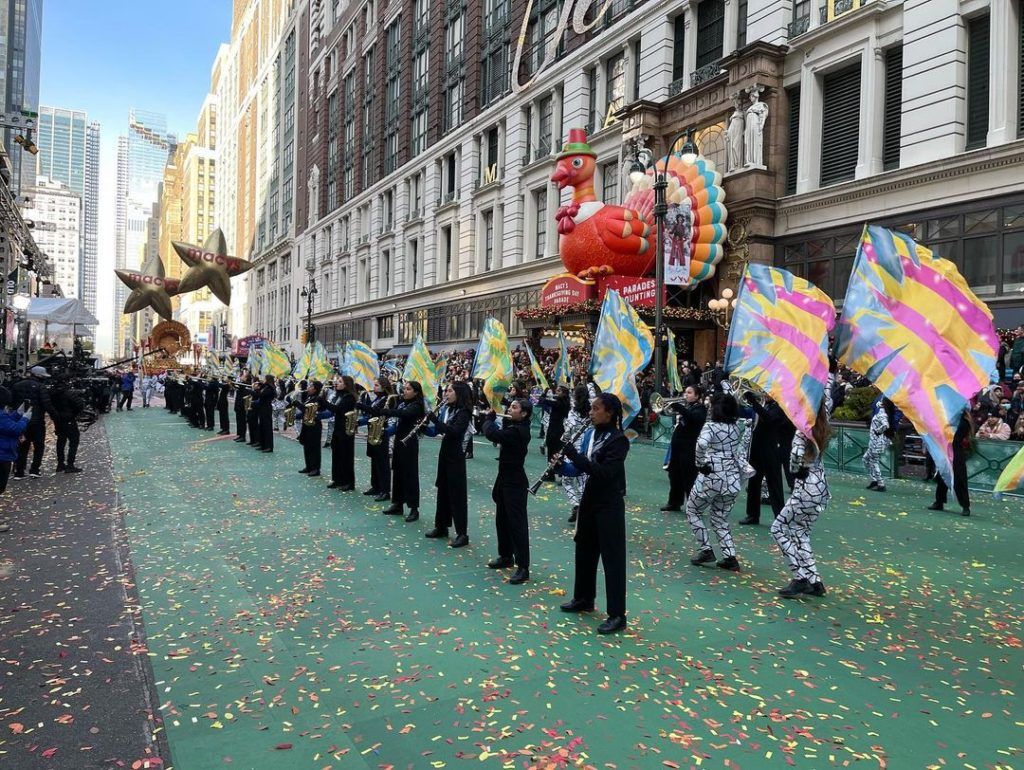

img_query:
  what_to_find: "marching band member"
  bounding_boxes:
[864,397,895,492]
[483,399,532,584]
[685,391,744,572]
[425,382,472,547]
[216,377,231,435]
[325,375,358,491]
[559,393,630,636]
[297,380,325,477]
[203,377,218,430]
[661,385,707,513]
[772,402,831,597]
[542,385,571,473]
[738,394,787,525]
[560,384,591,523]
[246,380,262,446]
[233,373,250,443]
[257,375,276,452]
[363,377,394,501]
[367,380,425,521]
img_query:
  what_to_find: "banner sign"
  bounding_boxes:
[665,202,692,287]
[234,334,267,356]
[540,273,596,308]
[597,275,664,308]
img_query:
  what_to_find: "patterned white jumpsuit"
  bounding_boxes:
[771,433,830,584]
[685,421,744,557]
[863,409,890,486]
[560,408,590,507]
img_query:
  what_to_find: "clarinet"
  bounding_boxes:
[528,419,592,496]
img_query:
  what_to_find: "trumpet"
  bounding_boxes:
[649,392,689,414]
[528,419,592,496]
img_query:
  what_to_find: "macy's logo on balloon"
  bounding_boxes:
[184,247,244,270]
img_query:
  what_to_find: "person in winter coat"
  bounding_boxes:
[661,385,707,512]
[0,384,30,495]
[50,375,85,473]
[11,366,58,478]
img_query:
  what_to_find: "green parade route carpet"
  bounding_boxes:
[106,409,1023,770]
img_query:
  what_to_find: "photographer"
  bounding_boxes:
[11,366,58,478]
[51,374,86,474]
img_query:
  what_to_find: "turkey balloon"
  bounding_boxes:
[550,129,728,284]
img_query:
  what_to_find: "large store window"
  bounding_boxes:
[820,61,861,186]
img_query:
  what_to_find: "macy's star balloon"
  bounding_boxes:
[173,228,254,306]
[115,256,181,320]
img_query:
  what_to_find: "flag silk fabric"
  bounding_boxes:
[404,335,439,405]
[835,225,998,486]
[525,344,550,391]
[553,326,571,387]
[666,334,683,395]
[248,346,267,377]
[291,343,314,380]
[724,263,836,442]
[344,340,380,392]
[472,318,514,411]
[262,340,293,378]
[994,444,1024,495]
[589,289,654,427]
[309,341,335,382]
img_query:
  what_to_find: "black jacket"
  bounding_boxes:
[10,377,56,426]
[50,382,85,423]
[374,397,425,443]
[484,417,530,487]
[668,401,706,453]
[564,427,629,510]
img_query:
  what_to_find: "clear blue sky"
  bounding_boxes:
[39,0,233,355]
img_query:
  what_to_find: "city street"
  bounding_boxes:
[2,408,1021,769]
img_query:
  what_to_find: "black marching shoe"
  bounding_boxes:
[261,449,273,453]
[568,506,578,523]
[738,516,759,525]
[298,468,310,474]
[866,480,878,490]
[778,578,810,598]
[307,470,321,477]
[424,527,448,538]
[449,534,469,548]
[717,555,741,572]
[234,437,246,442]
[404,509,419,522]
[804,581,827,596]
[690,549,716,566]
[659,503,680,512]
[55,464,66,473]
[488,556,514,569]
[327,482,342,489]
[383,504,403,515]
[560,598,595,613]
[65,466,83,474]
[217,430,230,435]
[597,615,627,635]
[961,507,971,517]
[363,488,377,495]
[374,493,390,502]
[927,502,944,511]
[508,567,529,585]
[339,485,355,492]
[874,484,887,492]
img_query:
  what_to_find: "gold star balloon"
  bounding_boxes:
[173,228,254,306]
[115,256,181,320]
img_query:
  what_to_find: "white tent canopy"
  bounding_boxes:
[25,297,100,327]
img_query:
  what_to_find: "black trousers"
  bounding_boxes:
[0,460,11,493]
[391,439,420,509]
[434,457,467,534]
[247,411,260,443]
[204,401,216,429]
[301,427,322,471]
[15,422,46,475]
[573,499,626,618]
[259,412,274,450]
[331,433,356,485]
[935,452,970,510]
[235,407,247,439]
[56,420,80,468]
[219,403,230,432]
[368,442,390,494]
[666,449,697,508]
[493,481,530,568]
[745,459,785,522]
[117,389,134,410]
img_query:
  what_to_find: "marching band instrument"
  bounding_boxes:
[244,395,253,411]
[528,418,592,496]
[649,392,689,414]
[401,408,433,445]
[367,395,397,446]
[284,404,296,428]
[302,401,319,426]
[344,409,358,436]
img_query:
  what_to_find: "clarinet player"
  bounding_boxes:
[424,382,472,547]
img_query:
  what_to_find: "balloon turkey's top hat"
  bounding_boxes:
[557,128,597,160]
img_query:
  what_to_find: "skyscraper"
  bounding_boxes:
[0,0,43,196]
[33,105,101,315]
[114,109,175,356]
[21,178,80,299]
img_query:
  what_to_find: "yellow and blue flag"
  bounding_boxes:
[403,335,439,406]
[590,289,654,427]
[666,333,683,395]
[344,340,380,392]
[835,225,998,486]
[471,318,514,410]
[553,325,571,387]
[248,346,267,377]
[291,343,312,380]
[262,340,293,378]
[994,444,1024,495]
[525,344,550,391]
[725,263,835,443]
[309,340,335,382]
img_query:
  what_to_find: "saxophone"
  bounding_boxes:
[302,400,318,426]
[344,408,358,436]
[367,395,396,446]
[283,405,296,428]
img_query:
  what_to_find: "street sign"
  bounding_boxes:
[5,280,14,295]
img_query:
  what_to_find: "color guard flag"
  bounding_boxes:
[725,263,836,443]
[666,333,684,395]
[309,341,335,382]
[471,317,514,410]
[994,444,1024,495]
[248,346,266,377]
[344,340,380,392]
[589,289,654,427]
[835,225,998,486]
[262,340,293,378]
[525,343,550,391]
[291,343,312,380]
[553,325,571,387]
[404,335,439,405]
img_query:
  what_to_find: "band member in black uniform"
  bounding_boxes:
[738,395,787,526]
[559,393,630,635]
[364,380,425,521]
[216,377,231,435]
[424,382,472,547]
[204,377,219,430]
[192,378,206,428]
[363,377,394,501]
[325,375,358,490]
[661,385,707,512]
[233,373,250,442]
[298,381,325,476]
[165,375,180,414]
[483,399,532,584]
[258,375,276,452]
[246,381,262,445]
[543,385,571,476]
[928,408,973,516]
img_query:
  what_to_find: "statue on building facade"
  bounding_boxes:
[727,93,745,171]
[744,86,769,169]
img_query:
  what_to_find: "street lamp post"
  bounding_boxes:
[301,277,318,344]
[630,128,699,394]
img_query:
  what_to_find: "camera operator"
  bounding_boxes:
[51,374,85,474]
[11,366,58,478]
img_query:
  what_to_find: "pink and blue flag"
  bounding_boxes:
[835,225,998,486]
[724,264,835,443]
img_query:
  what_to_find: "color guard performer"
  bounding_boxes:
[483,399,532,584]
[559,393,630,635]
[367,381,425,521]
[864,397,895,492]
[685,392,744,572]
[424,382,473,547]
[560,384,591,523]
[298,380,325,476]
[325,376,358,491]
